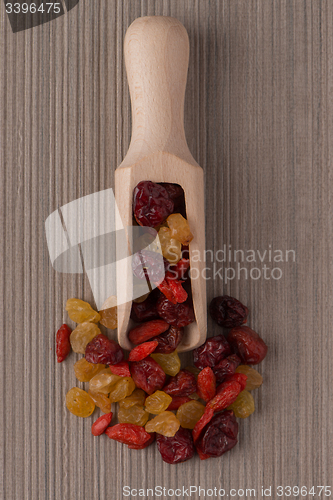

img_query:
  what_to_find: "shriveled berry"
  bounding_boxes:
[133,181,174,227]
[209,295,248,328]
[156,427,195,464]
[119,389,146,409]
[213,354,241,385]
[109,361,131,377]
[70,322,100,354]
[166,396,192,411]
[109,377,136,403]
[130,291,160,323]
[176,401,206,429]
[66,387,95,418]
[128,320,169,345]
[193,335,231,370]
[163,370,197,397]
[151,326,184,354]
[166,213,193,246]
[235,365,263,390]
[158,183,184,209]
[65,298,101,323]
[157,295,195,328]
[74,358,105,382]
[197,367,216,402]
[208,380,242,413]
[228,326,268,365]
[88,390,111,413]
[228,390,255,418]
[91,412,113,436]
[197,410,238,457]
[118,405,150,426]
[85,334,124,365]
[223,373,248,391]
[128,434,155,449]
[56,324,72,362]
[158,227,182,264]
[145,411,180,437]
[129,341,159,362]
[192,406,214,443]
[145,391,172,414]
[165,272,188,303]
[151,350,181,377]
[130,357,166,395]
[168,258,190,281]
[89,368,121,394]
[106,423,153,446]
[132,249,166,283]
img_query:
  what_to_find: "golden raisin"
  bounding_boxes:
[158,227,182,264]
[145,391,172,414]
[88,390,112,413]
[66,387,95,418]
[65,298,101,323]
[145,411,180,437]
[70,322,100,354]
[176,400,206,429]
[235,365,263,391]
[74,358,105,382]
[151,351,181,376]
[99,295,117,330]
[166,214,193,246]
[109,377,136,403]
[89,368,121,394]
[119,389,146,409]
[118,405,149,426]
[228,390,255,418]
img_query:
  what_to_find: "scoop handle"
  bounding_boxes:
[124,16,194,162]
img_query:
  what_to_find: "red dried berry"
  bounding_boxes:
[85,334,124,365]
[156,278,177,304]
[109,361,131,377]
[130,290,160,323]
[133,181,174,227]
[91,412,113,436]
[106,423,153,446]
[132,250,167,284]
[209,295,249,328]
[213,354,241,385]
[158,183,184,206]
[192,406,214,443]
[168,258,190,281]
[152,326,184,354]
[165,272,187,303]
[193,335,231,370]
[156,427,195,464]
[130,356,166,395]
[127,433,155,449]
[227,326,268,365]
[197,367,216,403]
[163,370,197,397]
[207,380,242,413]
[157,295,195,328]
[128,319,170,345]
[56,324,72,363]
[166,396,192,411]
[196,410,238,458]
[222,372,248,392]
[128,341,159,362]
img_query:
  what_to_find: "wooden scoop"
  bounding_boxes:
[115,16,207,352]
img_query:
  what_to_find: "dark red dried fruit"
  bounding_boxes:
[168,258,190,281]
[166,396,192,411]
[159,183,186,217]
[56,324,72,363]
[196,410,238,458]
[157,295,195,328]
[128,319,170,345]
[128,433,155,449]
[222,372,247,392]
[152,326,184,354]
[156,278,177,304]
[227,326,268,365]
[192,406,214,443]
[130,290,160,323]
[105,423,153,446]
[213,354,241,385]
[130,356,166,395]
[132,250,166,284]
[165,272,188,303]
[85,334,124,365]
[109,361,131,377]
[197,367,216,402]
[128,341,159,362]
[207,380,242,413]
[163,370,197,397]
[193,335,231,370]
[209,295,249,328]
[133,181,174,227]
[91,412,113,436]
[156,427,195,464]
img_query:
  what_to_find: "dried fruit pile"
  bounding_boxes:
[56,181,268,464]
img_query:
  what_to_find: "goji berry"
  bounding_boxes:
[127,433,155,449]
[105,423,153,446]
[128,341,159,362]
[165,272,187,303]
[207,380,242,413]
[192,406,214,443]
[156,278,177,304]
[56,324,72,363]
[108,361,131,377]
[168,258,190,280]
[197,367,216,403]
[91,412,113,436]
[128,320,170,345]
[222,372,247,391]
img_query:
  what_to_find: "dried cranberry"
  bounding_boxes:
[209,296,249,328]
[130,356,166,395]
[130,290,160,323]
[163,370,197,396]
[197,411,238,458]
[193,335,231,370]
[151,326,184,354]
[227,326,268,365]
[132,250,166,284]
[223,372,247,391]
[133,181,174,227]
[168,258,190,281]
[85,334,124,365]
[159,183,186,217]
[156,427,195,464]
[213,354,241,384]
[156,295,195,328]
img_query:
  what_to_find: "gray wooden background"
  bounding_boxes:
[1,1,332,499]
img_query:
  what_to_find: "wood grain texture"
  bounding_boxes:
[1,1,332,499]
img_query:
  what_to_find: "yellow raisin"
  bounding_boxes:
[145,411,180,437]
[166,213,193,246]
[157,227,182,264]
[118,405,149,426]
[119,389,146,409]
[145,391,172,415]
[70,322,100,354]
[228,390,255,418]
[74,358,105,382]
[176,400,206,429]
[109,377,136,403]
[65,298,101,323]
[88,390,112,413]
[89,368,121,394]
[184,366,201,379]
[66,387,95,418]
[151,351,181,376]
[99,295,117,329]
[235,365,263,391]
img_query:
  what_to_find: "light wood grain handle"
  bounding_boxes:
[124,16,192,159]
